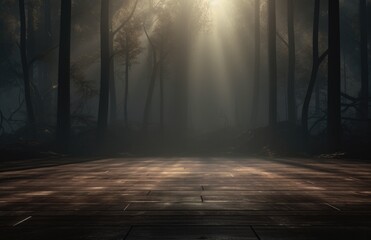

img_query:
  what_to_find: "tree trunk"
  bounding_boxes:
[109,31,117,123]
[27,0,35,92]
[315,76,320,113]
[360,0,369,121]
[328,0,342,151]
[109,0,117,124]
[173,1,191,137]
[302,0,320,138]
[40,0,53,124]
[98,0,110,139]
[19,0,35,125]
[250,0,260,128]
[43,0,52,37]
[56,0,71,148]
[109,0,139,125]
[124,33,129,128]
[287,0,296,124]
[159,42,165,134]
[343,52,347,94]
[142,54,158,133]
[268,0,277,128]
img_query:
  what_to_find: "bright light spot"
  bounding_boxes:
[209,0,221,7]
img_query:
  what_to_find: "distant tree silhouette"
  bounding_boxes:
[56,0,72,148]
[268,0,277,128]
[19,0,35,126]
[109,0,140,123]
[287,0,296,124]
[302,0,328,139]
[328,0,341,150]
[142,26,159,133]
[115,16,142,129]
[250,0,261,127]
[98,0,110,139]
[360,0,369,121]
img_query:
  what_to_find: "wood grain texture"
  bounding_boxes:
[1,157,370,239]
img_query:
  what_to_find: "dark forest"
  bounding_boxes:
[1,0,371,239]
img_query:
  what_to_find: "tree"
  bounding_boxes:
[250,0,261,127]
[287,0,296,124]
[172,0,208,136]
[142,26,159,133]
[328,0,341,150]
[56,0,72,148]
[109,1,117,123]
[360,0,369,121]
[115,17,142,128]
[302,0,328,138]
[142,2,173,133]
[268,0,277,128]
[97,0,110,139]
[19,0,35,126]
[110,0,140,123]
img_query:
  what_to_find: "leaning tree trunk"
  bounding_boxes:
[250,0,261,128]
[268,0,277,128]
[19,0,35,126]
[287,0,296,124]
[360,0,369,121]
[56,0,72,148]
[328,0,341,151]
[97,0,110,139]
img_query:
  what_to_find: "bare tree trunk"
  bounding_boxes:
[27,0,35,95]
[98,0,110,139]
[343,53,347,94]
[173,1,191,137]
[360,0,369,121]
[109,0,139,125]
[315,76,321,113]
[268,0,277,128]
[328,0,342,151]
[250,0,260,128]
[159,37,165,133]
[56,0,71,148]
[109,31,117,123]
[40,0,53,124]
[19,0,35,125]
[302,0,320,138]
[43,0,52,37]
[142,54,158,133]
[108,0,117,124]
[287,0,296,124]
[124,33,129,128]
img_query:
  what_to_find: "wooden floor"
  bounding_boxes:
[1,156,371,239]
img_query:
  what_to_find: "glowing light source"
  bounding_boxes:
[209,0,221,7]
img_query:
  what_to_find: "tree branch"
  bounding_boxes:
[143,24,157,50]
[276,32,288,48]
[309,114,327,133]
[319,49,329,64]
[341,92,359,102]
[112,0,140,36]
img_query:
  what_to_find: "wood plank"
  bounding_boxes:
[1,157,370,239]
